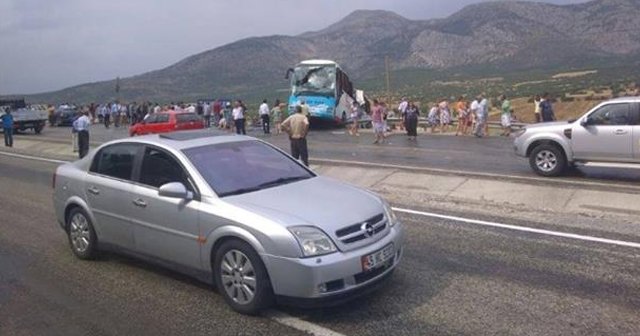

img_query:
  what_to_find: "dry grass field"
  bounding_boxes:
[508,98,600,123]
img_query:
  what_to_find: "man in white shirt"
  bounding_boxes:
[259,99,270,134]
[203,102,211,128]
[398,97,408,130]
[479,94,489,135]
[72,111,91,158]
[232,101,246,135]
[472,95,485,137]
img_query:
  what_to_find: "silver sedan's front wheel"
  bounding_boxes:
[67,208,98,259]
[220,249,257,305]
[214,240,273,315]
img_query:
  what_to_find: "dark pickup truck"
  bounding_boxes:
[0,99,48,134]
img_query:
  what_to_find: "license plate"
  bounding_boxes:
[361,244,394,271]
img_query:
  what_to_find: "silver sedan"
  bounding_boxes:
[52,130,404,314]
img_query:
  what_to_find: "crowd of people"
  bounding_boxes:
[30,91,563,162]
[354,92,559,143]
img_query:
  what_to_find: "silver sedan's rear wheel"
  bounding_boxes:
[67,208,98,260]
[214,240,273,315]
[529,144,566,177]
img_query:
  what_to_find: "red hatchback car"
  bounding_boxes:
[129,111,204,136]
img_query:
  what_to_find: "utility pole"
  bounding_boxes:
[384,56,391,97]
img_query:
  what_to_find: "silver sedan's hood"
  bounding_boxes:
[224,176,386,250]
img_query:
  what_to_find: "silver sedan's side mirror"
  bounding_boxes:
[158,182,193,200]
[580,117,591,127]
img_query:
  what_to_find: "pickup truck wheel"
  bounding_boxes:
[214,239,274,315]
[67,208,98,260]
[529,144,566,177]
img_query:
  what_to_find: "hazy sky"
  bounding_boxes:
[0,0,588,94]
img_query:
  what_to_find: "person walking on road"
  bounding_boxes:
[111,102,120,128]
[455,96,469,136]
[1,109,14,147]
[102,104,110,128]
[499,95,512,137]
[371,99,385,144]
[349,101,360,137]
[398,97,408,131]
[427,103,439,133]
[203,101,211,128]
[300,100,310,118]
[439,99,451,133]
[259,99,270,134]
[533,95,542,123]
[479,94,489,135]
[281,105,310,166]
[223,102,233,130]
[47,104,56,126]
[540,93,556,122]
[271,99,283,135]
[232,100,246,135]
[73,110,91,159]
[471,96,485,137]
[405,101,420,141]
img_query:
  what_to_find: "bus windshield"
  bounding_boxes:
[291,65,336,97]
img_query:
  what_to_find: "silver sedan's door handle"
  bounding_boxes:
[614,129,628,135]
[132,198,147,208]
[87,186,100,195]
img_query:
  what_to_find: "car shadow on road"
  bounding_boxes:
[276,237,640,334]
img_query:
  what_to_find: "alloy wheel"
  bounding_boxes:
[535,150,557,172]
[69,213,91,253]
[220,249,257,305]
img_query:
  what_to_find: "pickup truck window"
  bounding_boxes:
[589,103,630,126]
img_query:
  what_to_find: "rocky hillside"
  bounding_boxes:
[24,0,640,103]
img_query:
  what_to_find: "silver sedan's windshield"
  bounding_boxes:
[183,140,314,197]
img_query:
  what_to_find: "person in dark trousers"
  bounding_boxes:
[1,109,14,147]
[259,99,270,134]
[281,105,310,166]
[405,101,420,140]
[73,110,91,158]
[232,100,246,135]
[540,92,556,122]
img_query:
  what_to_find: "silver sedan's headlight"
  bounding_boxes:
[382,199,398,227]
[289,226,337,257]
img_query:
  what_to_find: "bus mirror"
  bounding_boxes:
[285,68,294,80]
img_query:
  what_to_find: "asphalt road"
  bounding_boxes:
[1,155,639,336]
[18,123,640,185]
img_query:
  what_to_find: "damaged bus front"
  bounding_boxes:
[287,60,357,124]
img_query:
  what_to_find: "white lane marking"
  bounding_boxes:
[0,151,69,164]
[265,310,347,336]
[393,207,640,249]
[313,158,640,191]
